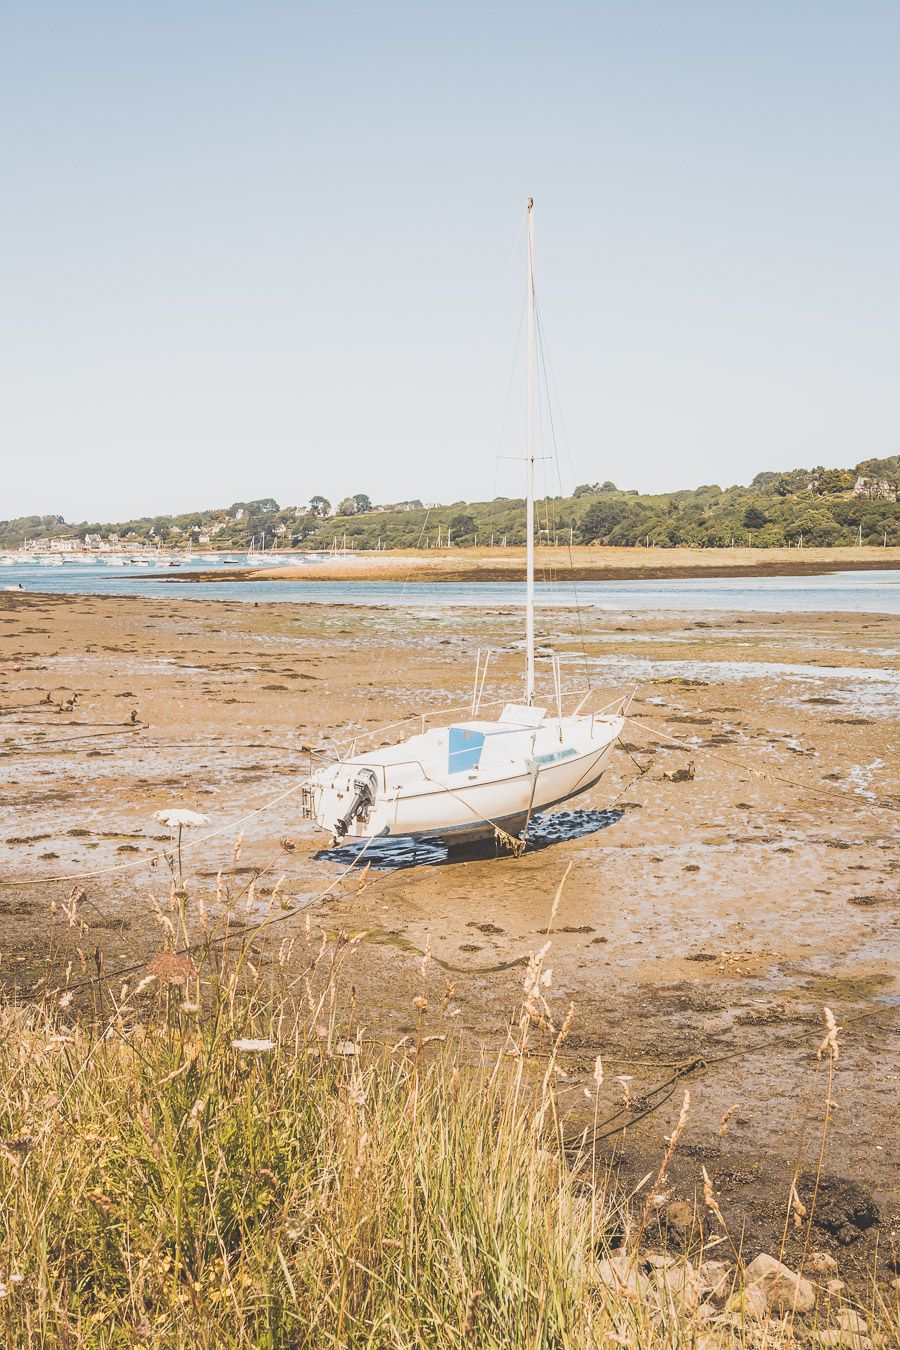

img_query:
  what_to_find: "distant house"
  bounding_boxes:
[84,533,102,549]
[853,475,896,501]
[198,533,210,544]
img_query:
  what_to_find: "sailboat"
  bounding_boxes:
[304,201,624,849]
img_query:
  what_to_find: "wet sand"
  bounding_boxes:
[1,591,897,1279]
[177,543,900,584]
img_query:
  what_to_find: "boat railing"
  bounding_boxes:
[336,688,630,759]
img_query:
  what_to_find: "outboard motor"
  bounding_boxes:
[334,768,378,839]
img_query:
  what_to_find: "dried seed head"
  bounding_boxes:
[462,1285,483,1339]
[817,1006,841,1063]
[717,1104,739,1139]
[702,1165,726,1228]
[593,1053,604,1091]
[147,953,198,986]
[790,1180,807,1229]
[554,1001,575,1050]
[88,1188,116,1217]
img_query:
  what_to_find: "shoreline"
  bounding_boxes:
[164,546,900,585]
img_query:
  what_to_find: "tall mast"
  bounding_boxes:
[525,197,536,705]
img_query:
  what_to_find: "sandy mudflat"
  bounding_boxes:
[177,543,900,583]
[0,590,897,1277]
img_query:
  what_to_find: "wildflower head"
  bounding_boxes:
[147,953,198,986]
[154,809,210,829]
[231,1038,275,1055]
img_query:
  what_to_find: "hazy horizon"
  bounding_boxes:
[11,449,898,528]
[3,2,899,521]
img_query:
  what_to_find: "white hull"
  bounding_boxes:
[306,709,623,847]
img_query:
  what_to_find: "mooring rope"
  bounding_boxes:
[624,714,899,813]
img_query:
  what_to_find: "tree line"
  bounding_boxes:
[2,458,898,550]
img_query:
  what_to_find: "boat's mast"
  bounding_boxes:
[525,197,536,705]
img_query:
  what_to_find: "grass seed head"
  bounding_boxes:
[817,1005,841,1062]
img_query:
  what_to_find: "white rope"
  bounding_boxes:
[0,774,311,888]
[624,714,899,813]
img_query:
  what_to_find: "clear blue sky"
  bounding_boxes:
[2,1,899,521]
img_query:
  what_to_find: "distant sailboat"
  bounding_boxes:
[305,201,624,849]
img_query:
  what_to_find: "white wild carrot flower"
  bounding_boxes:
[231,1038,275,1054]
[154,809,210,829]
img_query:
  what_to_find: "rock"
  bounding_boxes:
[803,1174,879,1245]
[837,1310,868,1336]
[699,1259,733,1303]
[744,1253,816,1314]
[663,761,696,783]
[724,1283,768,1321]
[664,1198,695,1231]
[825,1278,845,1296]
[809,1250,839,1274]
[814,1323,872,1350]
[648,1259,702,1312]
[594,1254,651,1300]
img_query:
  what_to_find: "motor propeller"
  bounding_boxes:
[333,768,378,839]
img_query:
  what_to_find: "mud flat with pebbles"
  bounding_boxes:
[1,590,897,1280]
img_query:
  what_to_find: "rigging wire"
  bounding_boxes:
[533,296,594,691]
[489,295,527,548]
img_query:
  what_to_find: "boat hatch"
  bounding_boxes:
[500,703,546,727]
[448,726,485,773]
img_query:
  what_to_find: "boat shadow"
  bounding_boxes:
[313,806,625,871]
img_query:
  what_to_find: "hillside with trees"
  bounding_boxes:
[2,458,898,551]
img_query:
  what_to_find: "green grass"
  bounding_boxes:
[0,934,895,1347]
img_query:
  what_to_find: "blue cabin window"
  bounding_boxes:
[448,726,485,774]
